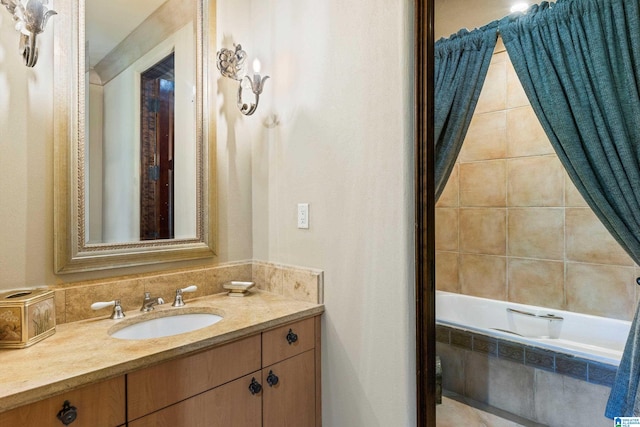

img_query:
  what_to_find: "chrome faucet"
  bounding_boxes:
[140,292,165,312]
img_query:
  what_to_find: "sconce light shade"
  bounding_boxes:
[1,0,56,67]
[216,44,269,116]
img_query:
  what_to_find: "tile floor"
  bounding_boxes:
[437,392,546,427]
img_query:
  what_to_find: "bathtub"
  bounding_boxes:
[436,291,631,366]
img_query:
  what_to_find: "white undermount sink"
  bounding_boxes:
[109,313,223,340]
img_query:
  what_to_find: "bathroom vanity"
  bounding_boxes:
[0,291,323,426]
[128,317,318,427]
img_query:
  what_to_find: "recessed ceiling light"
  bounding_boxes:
[510,2,529,13]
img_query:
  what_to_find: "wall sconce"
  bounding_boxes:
[1,0,56,67]
[216,44,269,116]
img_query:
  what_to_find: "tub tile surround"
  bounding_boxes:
[435,46,640,321]
[51,261,323,324]
[437,326,618,387]
[437,326,616,426]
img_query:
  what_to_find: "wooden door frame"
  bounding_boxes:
[415,0,436,425]
[140,54,176,241]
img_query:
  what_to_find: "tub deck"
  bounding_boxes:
[436,291,629,366]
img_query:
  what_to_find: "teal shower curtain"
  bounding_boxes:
[497,0,640,417]
[434,28,496,199]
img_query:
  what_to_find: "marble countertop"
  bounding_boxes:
[0,290,324,412]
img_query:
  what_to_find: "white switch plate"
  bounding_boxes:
[297,203,309,229]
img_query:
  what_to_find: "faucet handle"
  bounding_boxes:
[172,285,198,307]
[90,299,125,319]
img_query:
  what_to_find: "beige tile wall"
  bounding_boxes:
[436,48,639,321]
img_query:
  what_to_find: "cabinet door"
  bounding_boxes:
[0,376,125,427]
[129,373,262,427]
[263,349,315,427]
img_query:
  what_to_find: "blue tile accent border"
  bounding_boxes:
[499,341,525,364]
[556,354,588,381]
[525,347,556,372]
[473,334,498,356]
[588,362,617,387]
[436,324,617,387]
[436,325,450,344]
[450,329,473,350]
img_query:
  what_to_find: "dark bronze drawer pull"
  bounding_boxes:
[266,370,279,387]
[286,328,298,345]
[57,400,78,425]
[248,377,263,395]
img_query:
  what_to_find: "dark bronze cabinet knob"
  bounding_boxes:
[266,370,279,387]
[286,328,298,345]
[56,400,78,425]
[249,377,262,395]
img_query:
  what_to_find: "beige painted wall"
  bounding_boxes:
[217,0,416,424]
[2,0,416,425]
[435,48,640,322]
[0,9,253,288]
[0,13,55,289]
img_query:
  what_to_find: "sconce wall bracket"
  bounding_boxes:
[1,0,56,67]
[217,44,269,116]
[216,44,246,80]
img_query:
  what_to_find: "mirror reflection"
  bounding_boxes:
[85,0,197,244]
[53,0,213,273]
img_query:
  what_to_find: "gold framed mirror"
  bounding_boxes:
[54,0,216,273]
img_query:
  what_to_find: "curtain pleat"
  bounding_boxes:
[499,0,640,417]
[435,29,497,199]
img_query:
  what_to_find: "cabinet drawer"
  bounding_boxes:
[262,317,315,367]
[0,376,125,427]
[127,334,261,421]
[129,372,261,427]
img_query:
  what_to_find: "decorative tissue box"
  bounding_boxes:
[0,289,55,348]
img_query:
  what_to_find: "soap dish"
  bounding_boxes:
[223,281,255,297]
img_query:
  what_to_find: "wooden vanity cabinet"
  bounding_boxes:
[127,317,321,427]
[0,376,125,427]
[262,349,316,427]
[128,316,321,427]
[261,316,321,427]
[126,334,261,421]
[262,316,316,366]
[0,315,321,427]
[128,372,261,427]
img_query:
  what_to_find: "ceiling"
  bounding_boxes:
[86,0,168,68]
